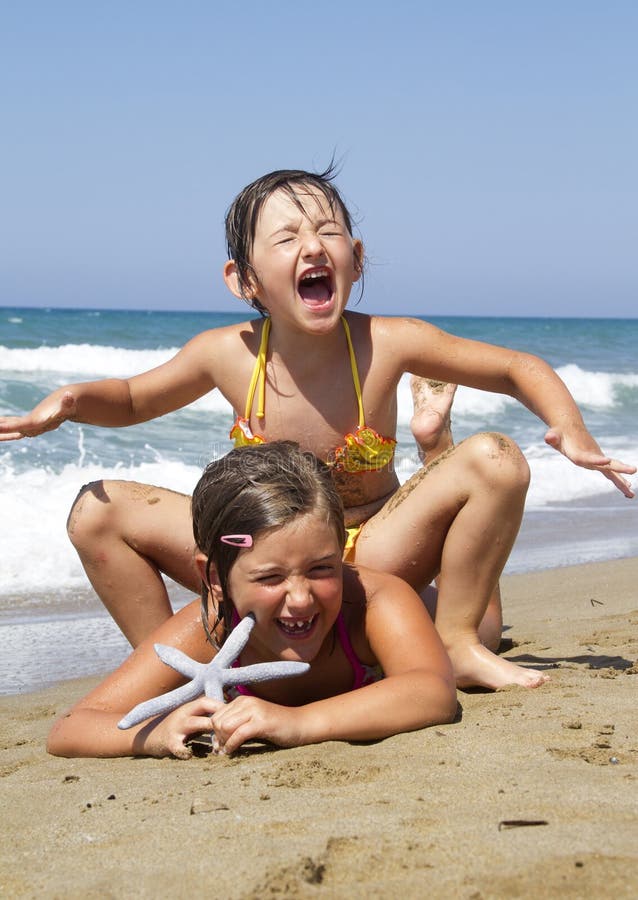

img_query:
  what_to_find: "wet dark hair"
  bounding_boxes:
[225,164,363,314]
[191,441,346,646]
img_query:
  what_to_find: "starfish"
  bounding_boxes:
[118,614,309,730]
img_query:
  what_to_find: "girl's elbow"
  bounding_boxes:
[428,676,458,726]
[47,714,81,758]
[46,722,68,757]
[405,670,458,729]
[439,692,459,725]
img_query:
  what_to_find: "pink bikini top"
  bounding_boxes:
[227,610,381,700]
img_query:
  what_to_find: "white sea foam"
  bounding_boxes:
[396,366,638,426]
[2,345,637,413]
[0,343,178,377]
[523,443,638,507]
[2,441,635,600]
[555,364,638,408]
[1,341,636,601]
[0,456,202,600]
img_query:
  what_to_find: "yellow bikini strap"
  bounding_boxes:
[244,317,271,420]
[341,316,365,428]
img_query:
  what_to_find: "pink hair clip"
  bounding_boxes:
[220,534,253,548]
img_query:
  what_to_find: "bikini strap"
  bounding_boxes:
[246,316,360,426]
[244,317,271,420]
[335,609,367,690]
[340,316,365,429]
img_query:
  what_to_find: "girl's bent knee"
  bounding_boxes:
[466,432,530,489]
[66,480,117,547]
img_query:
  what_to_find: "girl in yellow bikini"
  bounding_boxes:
[229,313,396,556]
[1,166,634,691]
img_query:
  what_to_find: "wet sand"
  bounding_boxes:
[1,558,637,898]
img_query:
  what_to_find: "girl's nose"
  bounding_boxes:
[301,232,323,258]
[285,577,313,611]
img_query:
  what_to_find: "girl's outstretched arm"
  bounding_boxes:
[0,329,221,441]
[209,569,458,754]
[385,317,636,498]
[46,601,217,758]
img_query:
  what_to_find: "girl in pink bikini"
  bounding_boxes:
[1,166,634,692]
[47,442,457,758]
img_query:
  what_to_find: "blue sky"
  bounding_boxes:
[2,2,636,317]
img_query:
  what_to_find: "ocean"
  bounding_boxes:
[1,307,637,694]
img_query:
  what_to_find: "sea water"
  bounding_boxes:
[1,307,637,693]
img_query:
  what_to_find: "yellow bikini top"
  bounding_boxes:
[229,317,396,473]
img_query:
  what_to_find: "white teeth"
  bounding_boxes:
[277,616,315,633]
[301,269,328,281]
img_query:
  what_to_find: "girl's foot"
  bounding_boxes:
[448,642,550,690]
[409,377,457,462]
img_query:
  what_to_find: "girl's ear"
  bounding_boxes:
[352,240,364,282]
[223,260,258,301]
[223,260,244,299]
[194,552,224,605]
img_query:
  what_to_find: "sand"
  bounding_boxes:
[1,557,637,899]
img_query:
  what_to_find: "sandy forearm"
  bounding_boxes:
[46,707,150,758]
[505,353,588,431]
[60,379,143,427]
[292,672,457,746]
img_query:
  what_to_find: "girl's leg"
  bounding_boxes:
[410,377,503,652]
[67,481,198,647]
[353,432,548,690]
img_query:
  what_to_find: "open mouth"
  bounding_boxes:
[297,268,333,306]
[275,614,318,638]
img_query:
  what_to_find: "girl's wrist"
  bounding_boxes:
[291,704,334,747]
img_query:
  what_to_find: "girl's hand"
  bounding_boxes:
[0,390,77,441]
[544,427,636,498]
[139,697,220,760]
[209,696,301,756]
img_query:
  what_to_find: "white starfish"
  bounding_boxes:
[118,614,309,730]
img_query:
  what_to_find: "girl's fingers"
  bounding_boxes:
[601,467,635,499]
[607,458,637,476]
[220,721,258,756]
[169,741,193,760]
[545,428,636,496]
[210,700,258,754]
[189,713,216,734]
[210,707,241,739]
[589,457,635,498]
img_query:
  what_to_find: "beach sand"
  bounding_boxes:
[1,558,637,899]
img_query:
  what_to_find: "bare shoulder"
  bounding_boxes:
[185,318,265,384]
[187,317,262,354]
[370,313,441,343]
[342,311,440,386]
[363,314,446,376]
[343,563,446,674]
[343,562,417,607]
